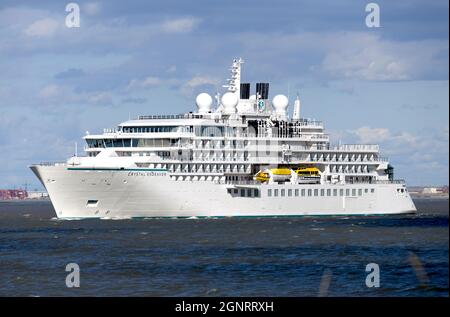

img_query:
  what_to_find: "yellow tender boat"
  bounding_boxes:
[270,168,292,175]
[294,167,321,176]
[254,168,292,182]
[254,171,270,182]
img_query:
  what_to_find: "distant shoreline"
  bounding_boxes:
[410,194,449,200]
[0,198,50,202]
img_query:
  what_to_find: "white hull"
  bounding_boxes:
[31,165,417,219]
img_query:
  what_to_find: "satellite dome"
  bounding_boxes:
[272,94,289,111]
[195,93,212,114]
[221,92,238,114]
[272,95,289,120]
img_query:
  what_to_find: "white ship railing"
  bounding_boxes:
[374,180,405,184]
[35,162,67,166]
[103,128,118,133]
[224,180,405,186]
[330,144,379,151]
[225,180,260,186]
[138,114,205,120]
[292,119,323,127]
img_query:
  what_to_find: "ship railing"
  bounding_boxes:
[103,128,118,133]
[293,119,323,125]
[225,180,260,186]
[35,162,67,166]
[138,114,205,120]
[330,144,379,151]
[225,180,406,186]
[221,133,329,140]
[374,180,405,184]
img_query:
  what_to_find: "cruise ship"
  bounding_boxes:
[30,58,416,218]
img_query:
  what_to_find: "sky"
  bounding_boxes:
[0,0,448,189]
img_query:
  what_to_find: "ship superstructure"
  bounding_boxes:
[31,58,416,218]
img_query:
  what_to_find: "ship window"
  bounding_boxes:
[295,189,299,197]
[268,189,272,197]
[320,189,325,196]
[301,189,305,196]
[274,189,279,197]
[345,189,350,196]
[314,189,318,196]
[104,139,113,147]
[86,200,98,207]
[365,189,369,194]
[358,189,362,196]
[371,188,375,193]
[247,189,252,197]
[333,189,338,196]
[240,189,245,197]
[288,189,292,197]
[281,189,285,197]
[123,139,131,147]
[254,189,259,197]
[352,189,356,196]
[307,189,312,196]
[327,189,331,196]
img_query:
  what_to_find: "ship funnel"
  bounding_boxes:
[240,83,250,99]
[256,83,269,100]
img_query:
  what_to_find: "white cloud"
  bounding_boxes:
[141,77,162,86]
[321,33,447,81]
[37,84,113,106]
[333,126,449,185]
[178,75,219,97]
[183,76,218,88]
[24,18,60,37]
[346,126,448,161]
[161,17,200,33]
[351,126,391,144]
[126,76,163,90]
[235,31,448,82]
[87,92,112,105]
[349,126,420,150]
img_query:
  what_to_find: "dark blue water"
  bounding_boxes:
[0,199,448,296]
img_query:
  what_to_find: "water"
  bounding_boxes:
[0,199,448,296]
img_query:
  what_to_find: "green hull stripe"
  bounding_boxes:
[57,212,415,220]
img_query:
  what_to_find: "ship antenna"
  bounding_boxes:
[222,58,244,96]
[287,82,290,101]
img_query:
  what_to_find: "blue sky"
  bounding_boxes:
[0,0,448,189]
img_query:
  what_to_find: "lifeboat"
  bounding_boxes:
[254,170,270,182]
[254,168,292,183]
[294,167,320,176]
[294,166,321,184]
